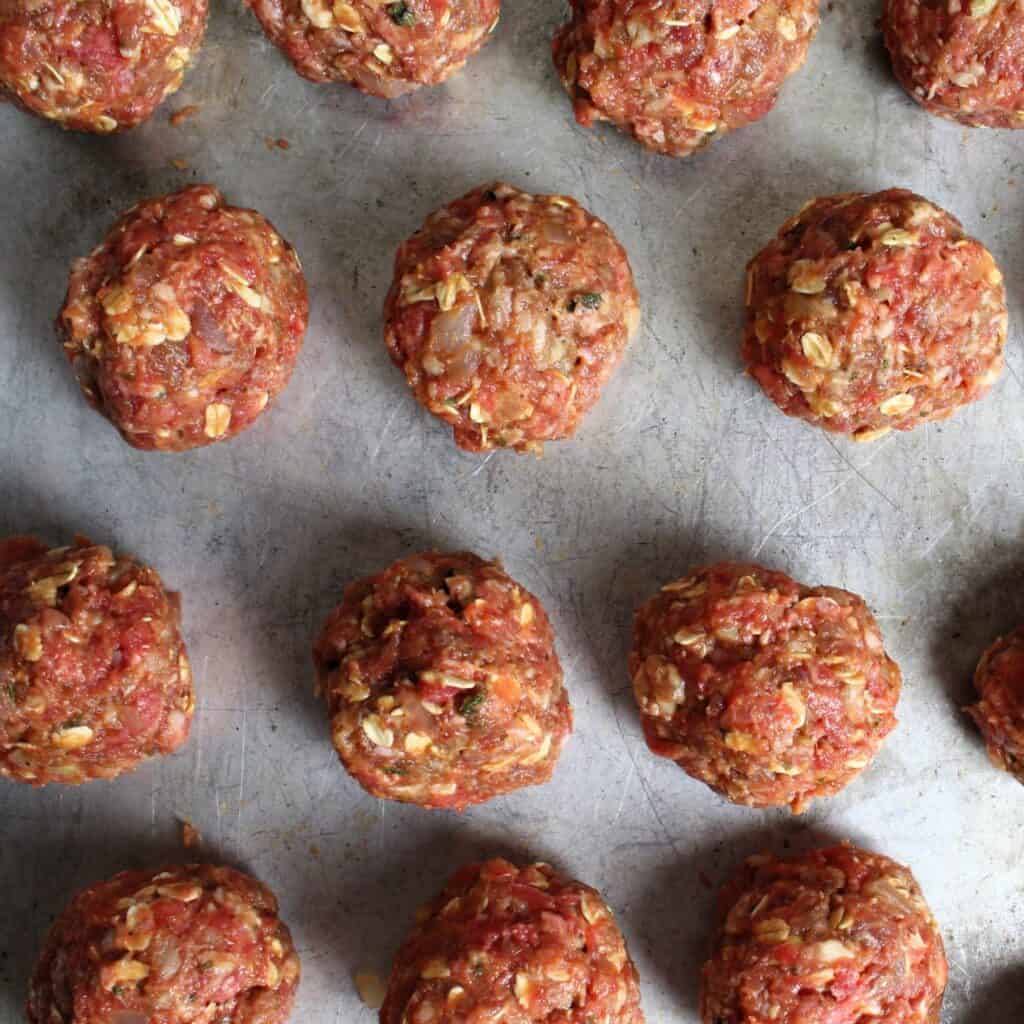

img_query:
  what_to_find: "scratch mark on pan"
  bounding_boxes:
[917,498,975,562]
[192,668,207,786]
[370,406,401,462]
[610,756,637,826]
[237,704,248,834]
[753,435,899,557]
[822,435,900,511]
[332,118,369,163]
[469,452,496,479]
[610,700,681,856]
[752,479,846,559]
[258,80,279,109]
[902,494,990,600]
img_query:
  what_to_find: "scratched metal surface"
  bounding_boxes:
[1,0,1023,1019]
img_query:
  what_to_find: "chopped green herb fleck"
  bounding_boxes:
[459,687,487,723]
[569,292,602,312]
[63,715,83,729]
[387,1,416,25]
[6,683,16,703]
[382,764,407,776]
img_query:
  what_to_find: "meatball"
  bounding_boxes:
[743,189,1007,441]
[883,0,1024,128]
[0,0,206,133]
[966,625,1024,782]
[58,184,308,452]
[701,843,948,1024]
[384,182,639,453]
[313,551,571,809]
[28,863,300,1024]
[382,858,644,1024]
[0,535,193,786]
[552,0,820,158]
[245,0,499,98]
[630,562,900,812]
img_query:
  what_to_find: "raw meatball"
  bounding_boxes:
[0,0,206,133]
[630,562,900,812]
[552,0,820,157]
[313,551,571,809]
[883,0,1024,128]
[58,184,308,451]
[701,844,948,1024]
[246,0,499,98]
[743,189,1007,441]
[381,858,644,1024]
[0,535,193,786]
[967,625,1024,782]
[28,863,300,1024]
[384,182,639,453]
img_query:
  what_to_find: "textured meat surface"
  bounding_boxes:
[246,0,499,97]
[743,189,1006,440]
[701,844,948,1024]
[552,0,820,157]
[0,535,193,785]
[384,182,639,453]
[314,551,572,809]
[967,624,1024,781]
[58,184,308,451]
[381,858,644,1024]
[28,863,300,1024]
[884,0,1024,128]
[630,561,900,811]
[0,0,206,131]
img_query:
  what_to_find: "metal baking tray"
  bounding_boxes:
[1,0,1022,1019]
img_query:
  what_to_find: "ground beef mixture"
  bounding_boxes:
[381,858,644,1024]
[743,189,1007,441]
[701,844,948,1024]
[0,0,206,133]
[384,182,639,453]
[630,562,900,812]
[966,625,1024,782]
[313,551,571,809]
[0,535,193,786]
[58,184,308,452]
[28,863,300,1024]
[246,0,499,98]
[884,0,1024,128]
[552,0,820,157]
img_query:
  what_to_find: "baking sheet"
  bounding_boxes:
[2,0,1024,1019]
